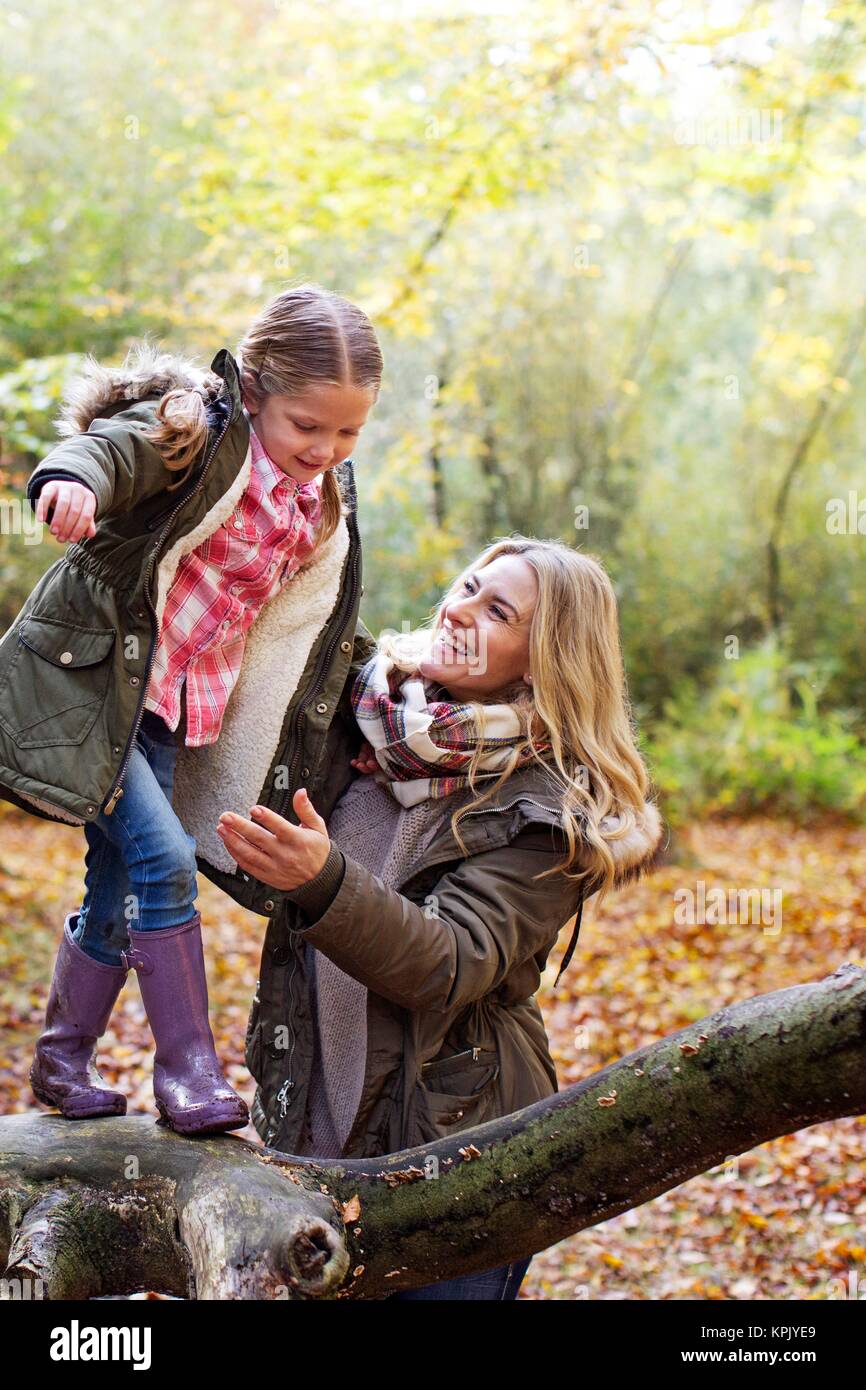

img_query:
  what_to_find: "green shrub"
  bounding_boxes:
[0,354,80,460]
[643,640,866,825]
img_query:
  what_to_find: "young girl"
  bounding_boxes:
[0,283,381,1135]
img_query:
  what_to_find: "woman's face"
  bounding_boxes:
[243,381,375,485]
[419,554,538,700]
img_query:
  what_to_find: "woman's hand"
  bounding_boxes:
[36,481,98,543]
[350,739,379,776]
[215,789,330,891]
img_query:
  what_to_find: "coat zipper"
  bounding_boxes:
[421,1044,485,1072]
[461,795,565,822]
[103,406,234,815]
[265,951,299,1145]
[274,954,299,1119]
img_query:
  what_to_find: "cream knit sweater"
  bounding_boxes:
[295,774,454,1158]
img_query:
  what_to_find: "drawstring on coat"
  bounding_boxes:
[554,896,585,986]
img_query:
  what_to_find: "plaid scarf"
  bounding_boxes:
[351,642,546,807]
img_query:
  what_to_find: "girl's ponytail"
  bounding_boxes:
[316,465,345,548]
[139,387,213,492]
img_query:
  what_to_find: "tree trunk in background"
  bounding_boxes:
[478,395,510,539]
[767,297,866,635]
[427,353,449,530]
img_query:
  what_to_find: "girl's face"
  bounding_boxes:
[419,554,538,701]
[243,381,375,484]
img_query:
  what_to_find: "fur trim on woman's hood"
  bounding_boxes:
[54,339,224,438]
[477,757,665,888]
[600,800,665,887]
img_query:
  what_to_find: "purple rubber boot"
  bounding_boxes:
[30,914,128,1118]
[122,912,249,1136]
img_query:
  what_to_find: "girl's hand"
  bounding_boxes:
[215,789,330,891]
[350,739,379,776]
[36,481,98,543]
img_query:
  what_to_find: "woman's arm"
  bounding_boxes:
[217,798,583,1013]
[295,828,581,1012]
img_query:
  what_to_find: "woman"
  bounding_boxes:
[218,536,664,1300]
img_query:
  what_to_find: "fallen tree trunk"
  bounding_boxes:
[2,962,864,1299]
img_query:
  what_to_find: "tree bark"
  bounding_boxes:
[427,353,450,530]
[2,963,864,1300]
[478,407,509,537]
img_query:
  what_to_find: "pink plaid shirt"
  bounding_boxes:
[144,414,322,746]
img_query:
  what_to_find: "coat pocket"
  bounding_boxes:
[411,1046,501,1146]
[0,615,116,749]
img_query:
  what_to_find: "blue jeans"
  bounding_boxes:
[72,710,199,965]
[387,1256,532,1300]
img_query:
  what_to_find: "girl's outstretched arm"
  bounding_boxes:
[27,404,177,521]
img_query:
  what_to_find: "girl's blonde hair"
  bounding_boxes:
[141,282,383,547]
[380,536,654,905]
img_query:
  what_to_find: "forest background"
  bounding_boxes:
[1,0,865,1299]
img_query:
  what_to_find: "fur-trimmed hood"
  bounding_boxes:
[54,339,225,438]
[600,800,665,886]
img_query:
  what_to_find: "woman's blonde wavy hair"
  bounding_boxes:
[380,536,653,906]
[140,281,383,547]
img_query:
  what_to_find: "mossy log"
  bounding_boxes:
[1,963,864,1299]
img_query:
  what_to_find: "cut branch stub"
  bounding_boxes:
[0,1116,348,1300]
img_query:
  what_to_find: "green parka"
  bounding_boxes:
[0,346,368,930]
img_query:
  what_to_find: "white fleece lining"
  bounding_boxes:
[169,511,351,874]
[18,789,86,825]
